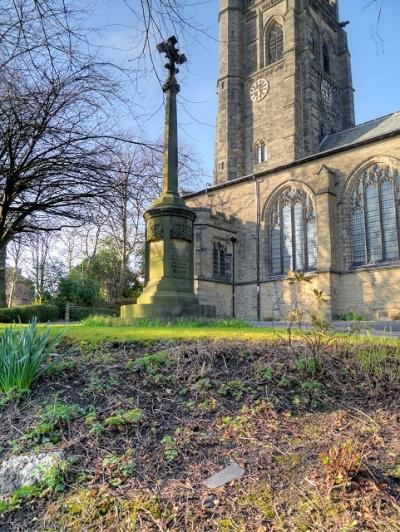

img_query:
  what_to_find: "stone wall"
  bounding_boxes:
[186,134,400,320]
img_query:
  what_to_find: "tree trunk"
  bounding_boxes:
[0,243,7,308]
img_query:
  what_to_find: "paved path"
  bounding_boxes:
[248,320,400,339]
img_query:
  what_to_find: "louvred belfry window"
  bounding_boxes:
[269,188,317,275]
[267,24,283,65]
[351,164,400,265]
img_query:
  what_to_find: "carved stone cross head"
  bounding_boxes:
[157,35,187,76]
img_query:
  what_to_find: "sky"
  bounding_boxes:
[93,0,400,187]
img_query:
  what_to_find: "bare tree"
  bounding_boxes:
[0,0,205,306]
[0,1,134,305]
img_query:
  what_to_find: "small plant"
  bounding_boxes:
[218,380,245,401]
[319,440,367,495]
[0,460,68,514]
[101,450,136,486]
[24,402,83,445]
[80,315,119,327]
[127,351,171,374]
[338,309,367,322]
[191,377,213,395]
[296,356,319,377]
[161,435,178,463]
[104,408,143,428]
[390,465,400,480]
[0,319,62,393]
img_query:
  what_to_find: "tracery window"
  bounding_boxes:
[266,23,283,65]
[269,188,317,275]
[254,141,267,164]
[213,242,232,281]
[351,164,400,265]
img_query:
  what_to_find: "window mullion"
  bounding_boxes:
[279,203,284,275]
[304,203,309,271]
[291,204,296,271]
[362,181,370,263]
[394,178,400,259]
[377,179,386,261]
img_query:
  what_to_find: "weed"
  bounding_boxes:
[219,415,249,437]
[240,484,275,520]
[23,402,83,446]
[198,398,218,412]
[0,460,68,514]
[103,408,143,428]
[43,487,168,530]
[101,450,136,486]
[390,465,400,480]
[191,377,213,394]
[339,310,367,322]
[296,356,319,377]
[81,315,119,327]
[161,435,178,463]
[0,319,62,393]
[218,380,245,401]
[127,351,171,374]
[216,518,242,531]
[357,345,400,384]
[319,440,367,495]
[259,366,274,380]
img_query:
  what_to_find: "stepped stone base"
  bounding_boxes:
[121,300,201,319]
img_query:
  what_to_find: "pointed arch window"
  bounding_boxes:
[351,164,400,266]
[266,23,283,65]
[213,241,232,281]
[269,188,317,275]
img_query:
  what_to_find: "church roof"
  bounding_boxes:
[319,111,400,152]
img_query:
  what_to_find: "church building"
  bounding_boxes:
[184,0,400,320]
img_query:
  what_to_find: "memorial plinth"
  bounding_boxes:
[121,36,200,319]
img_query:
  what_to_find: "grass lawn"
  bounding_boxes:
[1,324,400,530]
[0,319,398,346]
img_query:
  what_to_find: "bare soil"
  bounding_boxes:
[1,339,400,531]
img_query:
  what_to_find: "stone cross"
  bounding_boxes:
[157,36,187,201]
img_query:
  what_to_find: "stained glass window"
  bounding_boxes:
[267,24,283,65]
[351,164,400,265]
[269,188,317,275]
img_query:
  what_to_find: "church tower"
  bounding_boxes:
[215,0,355,184]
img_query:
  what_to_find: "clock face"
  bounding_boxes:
[321,79,333,104]
[250,78,269,102]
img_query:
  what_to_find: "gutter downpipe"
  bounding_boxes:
[254,176,261,321]
[230,237,237,318]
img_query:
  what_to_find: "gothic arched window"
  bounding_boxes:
[323,41,330,74]
[266,23,283,65]
[269,187,317,275]
[351,164,400,265]
[213,242,232,281]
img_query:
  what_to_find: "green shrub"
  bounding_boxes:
[0,304,60,323]
[57,273,101,307]
[70,307,117,321]
[0,319,62,393]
